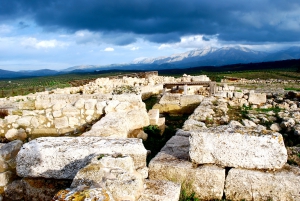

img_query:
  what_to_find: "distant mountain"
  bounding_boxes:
[264,46,300,61]
[133,46,267,67]
[0,69,59,79]
[1,46,299,79]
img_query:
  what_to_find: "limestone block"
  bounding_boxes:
[53,187,115,201]
[62,104,80,117]
[5,115,19,124]
[152,103,181,114]
[68,117,79,127]
[227,92,233,98]
[234,91,244,98]
[96,101,106,115]
[37,115,47,125]
[74,98,85,109]
[248,93,267,105]
[30,117,39,128]
[225,166,300,201]
[183,119,206,131]
[0,140,23,161]
[16,137,147,179]
[83,109,149,138]
[54,117,69,129]
[179,95,203,107]
[19,100,35,110]
[270,123,281,132]
[189,127,287,169]
[242,119,257,127]
[84,99,97,110]
[52,101,67,111]
[72,155,144,200]
[148,109,159,125]
[4,180,24,201]
[157,118,166,135]
[15,116,32,127]
[22,178,72,201]
[30,128,58,138]
[215,91,227,98]
[52,110,62,118]
[5,128,27,141]
[138,179,181,201]
[0,159,9,173]
[104,100,120,113]
[0,171,12,186]
[159,94,181,105]
[149,152,225,200]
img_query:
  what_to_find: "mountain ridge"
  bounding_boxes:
[1,46,300,79]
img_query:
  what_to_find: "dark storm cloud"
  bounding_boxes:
[1,0,300,44]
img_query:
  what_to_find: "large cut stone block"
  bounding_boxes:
[149,152,225,200]
[148,109,159,125]
[149,130,225,200]
[138,179,181,201]
[225,166,300,201]
[248,92,266,105]
[83,109,149,138]
[189,126,287,169]
[16,137,147,179]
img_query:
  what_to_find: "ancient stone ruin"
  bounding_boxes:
[0,72,300,200]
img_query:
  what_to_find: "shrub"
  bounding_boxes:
[112,85,140,95]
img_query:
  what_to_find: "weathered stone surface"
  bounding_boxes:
[149,152,225,200]
[159,94,181,105]
[71,155,144,201]
[148,109,159,125]
[30,128,59,138]
[248,93,267,105]
[83,109,149,138]
[84,99,97,110]
[225,166,300,201]
[16,137,147,179]
[0,171,12,186]
[5,128,27,141]
[53,187,115,201]
[138,179,181,201]
[0,140,23,161]
[242,119,257,127]
[189,126,287,169]
[270,123,281,132]
[22,178,72,201]
[16,116,32,127]
[54,117,68,129]
[149,129,224,200]
[179,95,203,107]
[4,180,24,201]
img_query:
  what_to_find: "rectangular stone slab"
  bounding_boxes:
[138,179,181,201]
[16,137,147,179]
[225,166,300,201]
[189,127,287,169]
[149,152,225,200]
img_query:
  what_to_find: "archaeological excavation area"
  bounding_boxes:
[0,72,300,201]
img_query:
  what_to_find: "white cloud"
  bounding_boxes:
[130,47,139,51]
[104,47,114,51]
[21,37,68,49]
[0,24,12,34]
[158,34,220,50]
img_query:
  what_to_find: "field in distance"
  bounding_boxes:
[0,59,300,98]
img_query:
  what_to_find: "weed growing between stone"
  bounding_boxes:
[142,114,189,164]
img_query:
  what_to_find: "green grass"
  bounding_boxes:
[284,87,300,91]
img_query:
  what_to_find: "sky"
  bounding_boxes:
[0,0,300,71]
